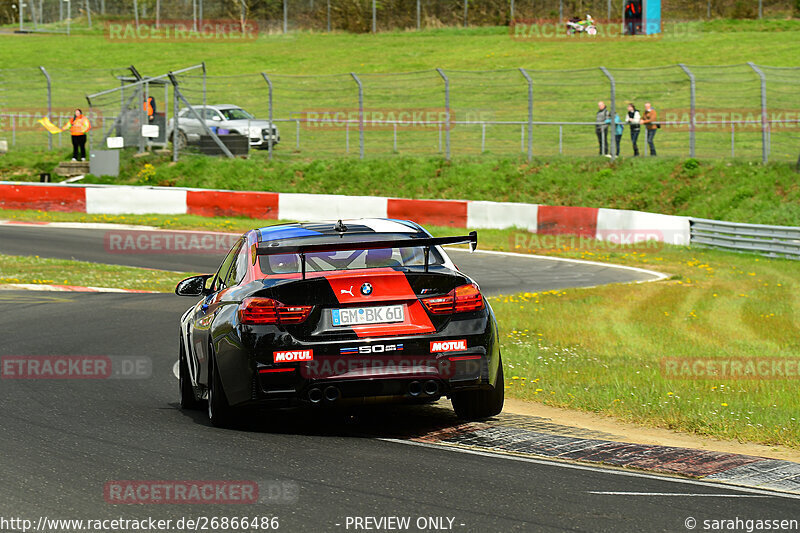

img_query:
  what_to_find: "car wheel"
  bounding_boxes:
[171,130,187,151]
[207,347,234,428]
[179,335,201,410]
[451,357,504,420]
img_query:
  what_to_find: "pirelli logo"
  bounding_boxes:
[273,350,314,363]
[430,340,467,353]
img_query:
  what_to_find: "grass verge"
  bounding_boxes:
[2,209,798,447]
[0,253,193,293]
[3,155,800,226]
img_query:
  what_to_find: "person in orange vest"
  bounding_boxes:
[61,109,91,161]
[143,96,156,123]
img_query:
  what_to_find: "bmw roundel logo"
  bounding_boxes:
[360,283,373,296]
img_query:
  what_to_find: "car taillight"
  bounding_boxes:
[421,284,484,314]
[238,297,312,325]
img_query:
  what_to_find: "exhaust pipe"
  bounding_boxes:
[324,386,340,402]
[408,381,422,397]
[423,380,439,396]
[308,387,323,404]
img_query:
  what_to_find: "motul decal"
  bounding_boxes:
[430,340,467,353]
[273,350,313,363]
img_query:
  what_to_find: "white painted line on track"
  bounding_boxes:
[586,492,770,497]
[380,438,800,500]
[449,248,669,283]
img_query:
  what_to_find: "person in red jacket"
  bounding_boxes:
[62,109,91,161]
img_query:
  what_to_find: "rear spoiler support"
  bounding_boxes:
[255,232,477,279]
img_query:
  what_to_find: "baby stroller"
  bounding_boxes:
[566,14,597,35]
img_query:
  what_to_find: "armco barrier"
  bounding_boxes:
[1,181,694,245]
[690,218,800,260]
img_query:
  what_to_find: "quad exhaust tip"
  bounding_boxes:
[308,387,323,404]
[324,386,341,402]
[423,380,439,396]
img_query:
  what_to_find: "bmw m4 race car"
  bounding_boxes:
[176,218,504,427]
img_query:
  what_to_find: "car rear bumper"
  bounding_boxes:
[232,349,492,409]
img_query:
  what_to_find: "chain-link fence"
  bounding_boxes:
[5,0,798,34]
[1,63,798,163]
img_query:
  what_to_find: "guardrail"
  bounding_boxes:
[690,217,800,260]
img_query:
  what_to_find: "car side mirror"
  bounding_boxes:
[211,115,222,121]
[175,274,214,297]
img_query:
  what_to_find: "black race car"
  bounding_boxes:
[176,218,504,427]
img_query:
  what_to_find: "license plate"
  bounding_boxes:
[331,305,404,327]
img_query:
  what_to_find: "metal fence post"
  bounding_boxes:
[678,63,696,158]
[351,73,364,159]
[600,67,616,160]
[510,0,514,20]
[436,68,450,160]
[463,0,468,27]
[133,0,138,30]
[372,0,376,33]
[172,83,179,162]
[283,0,288,33]
[261,72,274,160]
[39,66,52,151]
[85,0,91,28]
[520,67,533,161]
[327,0,331,31]
[416,0,420,30]
[202,61,207,113]
[137,83,146,153]
[758,0,762,19]
[747,62,768,164]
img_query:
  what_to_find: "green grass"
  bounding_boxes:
[491,246,800,448]
[2,20,799,76]
[2,209,799,447]
[3,154,799,226]
[3,21,798,159]
[0,253,193,292]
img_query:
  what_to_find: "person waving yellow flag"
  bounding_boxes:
[37,116,63,135]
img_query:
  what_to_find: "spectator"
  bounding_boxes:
[61,108,91,161]
[609,112,624,157]
[625,103,641,156]
[624,0,642,35]
[596,101,610,156]
[640,101,658,156]
[143,96,156,123]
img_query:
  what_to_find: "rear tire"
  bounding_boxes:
[207,348,234,428]
[451,358,504,420]
[171,130,187,151]
[179,335,202,410]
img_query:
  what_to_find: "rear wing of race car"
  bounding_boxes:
[254,231,477,278]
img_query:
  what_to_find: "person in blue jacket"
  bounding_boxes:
[605,112,625,157]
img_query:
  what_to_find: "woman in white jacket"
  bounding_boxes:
[625,103,641,156]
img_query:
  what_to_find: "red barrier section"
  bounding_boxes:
[387,199,467,228]
[0,184,86,212]
[187,190,279,219]
[537,205,599,237]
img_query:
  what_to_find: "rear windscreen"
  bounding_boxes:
[257,235,445,276]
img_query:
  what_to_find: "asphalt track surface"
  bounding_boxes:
[1,224,798,532]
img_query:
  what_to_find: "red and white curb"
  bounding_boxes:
[0,283,159,293]
[0,181,691,245]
